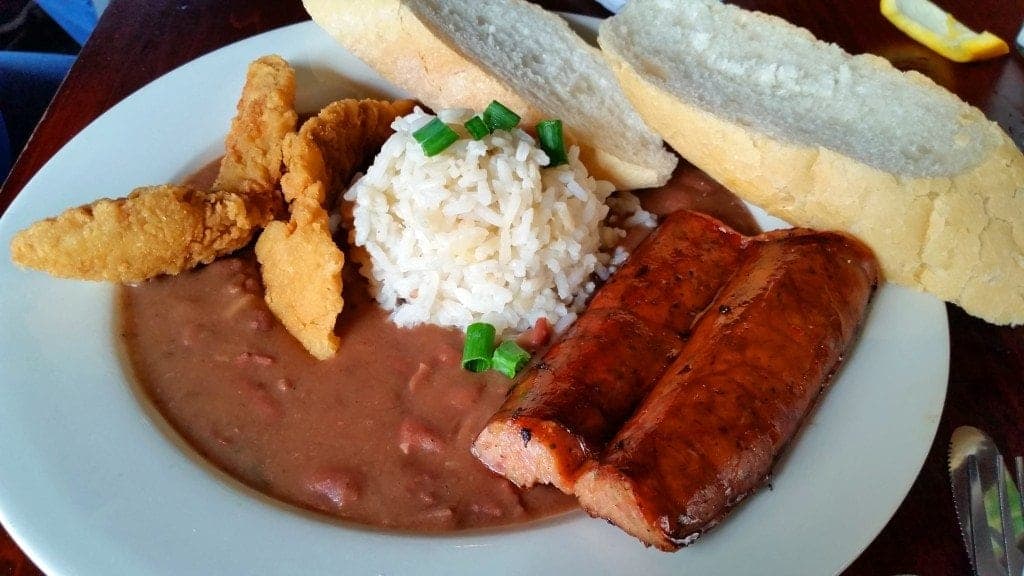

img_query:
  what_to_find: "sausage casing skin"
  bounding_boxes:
[472,211,746,492]
[574,230,880,551]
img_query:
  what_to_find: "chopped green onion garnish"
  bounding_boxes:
[492,340,531,379]
[464,116,490,140]
[482,100,521,132]
[537,119,567,167]
[462,322,497,372]
[412,117,459,156]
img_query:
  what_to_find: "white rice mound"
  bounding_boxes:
[344,107,624,334]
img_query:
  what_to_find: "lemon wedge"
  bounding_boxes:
[880,0,1009,63]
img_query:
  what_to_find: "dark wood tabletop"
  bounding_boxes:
[1,0,1022,574]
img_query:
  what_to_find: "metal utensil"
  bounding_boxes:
[1016,22,1024,57]
[594,0,626,13]
[949,426,1024,576]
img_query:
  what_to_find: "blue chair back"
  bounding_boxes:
[0,52,76,183]
[35,0,98,46]
[0,1,98,182]
[0,113,10,183]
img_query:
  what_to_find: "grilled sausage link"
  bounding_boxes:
[472,211,747,492]
[574,230,879,551]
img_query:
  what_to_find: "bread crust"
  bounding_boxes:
[602,42,1024,325]
[304,0,536,120]
[303,0,676,190]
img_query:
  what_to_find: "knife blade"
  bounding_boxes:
[1016,22,1024,57]
[594,0,626,13]
[949,426,1024,576]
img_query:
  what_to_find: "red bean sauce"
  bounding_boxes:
[117,159,756,532]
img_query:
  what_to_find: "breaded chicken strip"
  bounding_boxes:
[9,55,296,283]
[214,55,298,197]
[256,99,414,359]
[257,201,343,360]
[10,185,275,283]
[281,98,416,205]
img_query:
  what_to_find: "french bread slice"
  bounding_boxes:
[303,0,677,190]
[599,0,1024,325]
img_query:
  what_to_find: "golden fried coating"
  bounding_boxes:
[10,185,276,283]
[281,98,416,205]
[214,54,298,198]
[278,131,328,205]
[9,56,296,283]
[257,98,414,359]
[255,200,343,360]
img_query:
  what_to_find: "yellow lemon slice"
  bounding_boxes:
[880,0,1009,63]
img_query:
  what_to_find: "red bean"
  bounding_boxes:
[469,501,504,518]
[414,507,455,528]
[447,383,482,410]
[403,472,438,502]
[225,272,248,295]
[305,468,360,509]
[406,363,430,394]
[248,310,274,332]
[397,418,444,455]
[240,381,283,421]
[468,483,525,520]
[243,277,261,293]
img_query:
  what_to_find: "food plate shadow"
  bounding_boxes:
[169,146,223,186]
[564,16,598,45]
[294,64,396,111]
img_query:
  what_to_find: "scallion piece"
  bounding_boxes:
[464,116,490,140]
[412,117,459,156]
[492,340,531,379]
[462,322,497,372]
[537,119,567,167]
[482,100,521,132]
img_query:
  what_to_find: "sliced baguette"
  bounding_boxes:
[303,0,677,190]
[599,0,1024,325]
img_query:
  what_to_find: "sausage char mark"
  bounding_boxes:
[574,230,879,551]
[472,211,746,492]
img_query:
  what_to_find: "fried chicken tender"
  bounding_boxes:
[9,55,296,283]
[10,185,275,283]
[281,98,416,205]
[214,55,299,197]
[256,99,414,359]
[256,202,343,360]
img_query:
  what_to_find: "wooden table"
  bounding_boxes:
[1,0,1021,574]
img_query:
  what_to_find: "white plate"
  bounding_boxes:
[0,17,949,576]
